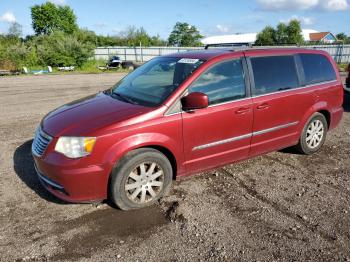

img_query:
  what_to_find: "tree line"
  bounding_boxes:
[1,1,348,71]
[335,33,350,44]
[255,19,349,46]
[255,20,304,46]
[0,2,203,70]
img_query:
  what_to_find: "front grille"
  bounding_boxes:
[32,127,52,157]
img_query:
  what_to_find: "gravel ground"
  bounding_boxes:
[0,73,349,262]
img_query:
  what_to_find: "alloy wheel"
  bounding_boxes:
[125,162,164,204]
[306,119,324,149]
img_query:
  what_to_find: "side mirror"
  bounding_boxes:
[181,92,209,111]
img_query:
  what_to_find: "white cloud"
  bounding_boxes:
[200,24,236,36]
[256,0,349,11]
[280,15,316,25]
[216,24,230,34]
[257,0,318,10]
[0,11,16,23]
[301,17,315,25]
[319,0,349,10]
[199,24,236,37]
[49,0,67,6]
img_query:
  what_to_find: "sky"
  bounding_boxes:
[0,0,349,38]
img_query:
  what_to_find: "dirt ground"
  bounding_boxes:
[0,73,349,262]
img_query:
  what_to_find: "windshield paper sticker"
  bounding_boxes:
[178,58,199,64]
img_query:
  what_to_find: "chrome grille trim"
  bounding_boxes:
[32,127,52,157]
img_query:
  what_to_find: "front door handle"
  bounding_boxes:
[257,103,270,110]
[235,107,250,114]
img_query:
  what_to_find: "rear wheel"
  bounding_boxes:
[110,148,172,210]
[296,113,328,154]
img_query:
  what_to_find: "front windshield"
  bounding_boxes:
[111,57,204,107]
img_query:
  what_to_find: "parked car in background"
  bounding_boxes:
[98,55,139,71]
[107,55,122,68]
[32,48,343,210]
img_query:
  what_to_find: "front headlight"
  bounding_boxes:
[55,137,96,158]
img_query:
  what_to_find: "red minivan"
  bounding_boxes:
[32,48,343,210]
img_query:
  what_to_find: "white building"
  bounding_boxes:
[201,29,337,45]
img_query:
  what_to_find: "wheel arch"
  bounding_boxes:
[317,109,331,128]
[104,133,183,181]
[299,102,330,132]
[139,145,177,180]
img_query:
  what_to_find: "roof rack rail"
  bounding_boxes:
[204,43,252,50]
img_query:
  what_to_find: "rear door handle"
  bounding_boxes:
[257,103,270,110]
[235,107,250,114]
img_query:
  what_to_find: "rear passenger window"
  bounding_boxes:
[300,54,336,85]
[251,56,299,95]
[189,59,246,105]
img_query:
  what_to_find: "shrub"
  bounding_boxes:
[34,31,94,67]
[5,43,37,69]
[0,59,17,71]
[0,36,38,70]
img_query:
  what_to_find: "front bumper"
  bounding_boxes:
[33,153,110,203]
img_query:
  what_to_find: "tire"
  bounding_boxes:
[295,112,328,155]
[110,148,173,210]
[121,61,134,70]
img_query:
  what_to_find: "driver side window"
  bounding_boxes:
[188,58,246,105]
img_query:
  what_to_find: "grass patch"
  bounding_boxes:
[75,59,107,73]
[11,60,132,75]
[74,60,131,74]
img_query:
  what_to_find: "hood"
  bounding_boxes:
[42,92,152,137]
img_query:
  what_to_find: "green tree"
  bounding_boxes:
[255,26,276,46]
[8,22,22,38]
[255,20,303,45]
[168,22,203,46]
[0,34,38,70]
[336,33,347,41]
[336,33,350,43]
[96,35,118,46]
[150,34,167,46]
[31,2,78,35]
[119,26,152,46]
[34,31,94,66]
[76,28,98,45]
[128,26,150,46]
[286,19,303,45]
[275,23,288,44]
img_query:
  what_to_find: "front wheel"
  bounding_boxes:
[110,148,172,210]
[296,113,328,154]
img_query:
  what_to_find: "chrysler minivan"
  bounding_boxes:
[32,48,343,210]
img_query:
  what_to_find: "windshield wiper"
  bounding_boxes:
[111,92,138,105]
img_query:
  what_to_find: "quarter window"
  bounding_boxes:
[188,59,246,105]
[251,55,299,95]
[300,54,336,85]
